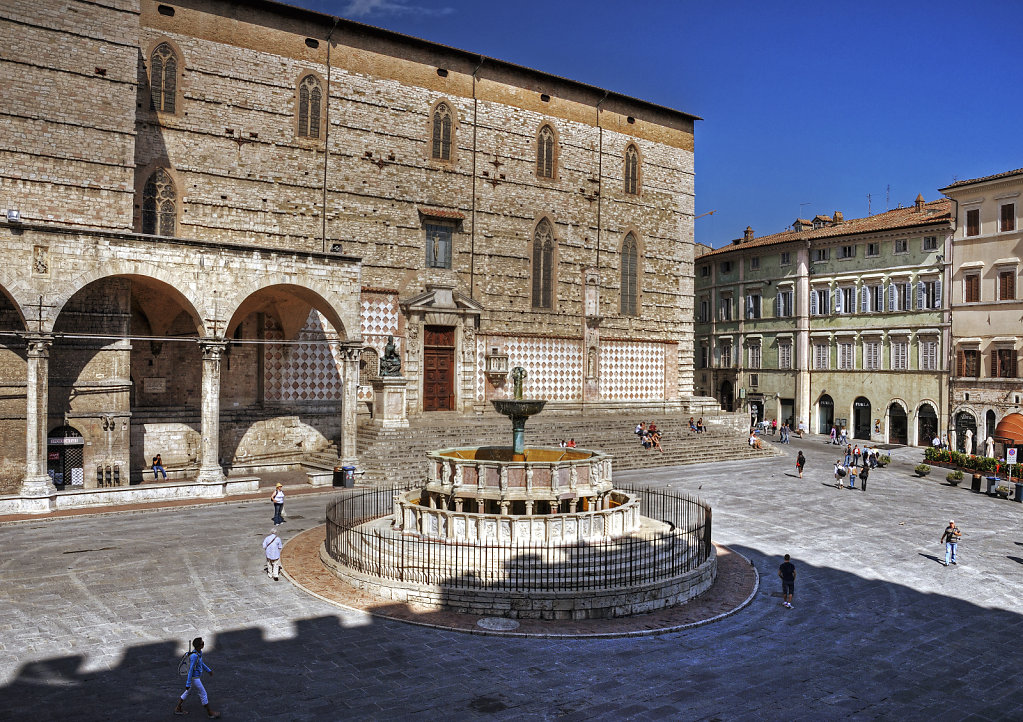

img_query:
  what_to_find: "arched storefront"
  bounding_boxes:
[986,410,997,443]
[918,403,938,448]
[955,411,978,453]
[818,394,834,435]
[888,403,907,445]
[853,397,871,440]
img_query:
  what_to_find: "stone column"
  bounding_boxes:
[196,340,227,484]
[338,344,361,466]
[21,334,54,497]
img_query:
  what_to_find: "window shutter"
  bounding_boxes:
[888,284,896,311]
[810,291,818,315]
[775,292,782,317]
[917,281,925,310]
[1014,352,1019,378]
[851,287,858,314]
[992,349,998,378]
[834,288,843,314]
[861,287,869,313]
[934,277,942,307]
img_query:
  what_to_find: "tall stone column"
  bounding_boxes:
[21,334,54,497]
[795,244,812,433]
[339,344,361,466]
[196,340,227,484]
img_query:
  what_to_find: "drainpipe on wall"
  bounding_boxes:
[321,18,339,253]
[469,55,485,300]
[945,196,958,442]
[594,91,608,277]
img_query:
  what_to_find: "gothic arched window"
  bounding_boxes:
[298,75,322,139]
[532,219,555,309]
[142,169,176,236]
[431,103,454,161]
[621,233,639,315]
[536,124,556,179]
[624,144,640,195]
[150,43,178,113]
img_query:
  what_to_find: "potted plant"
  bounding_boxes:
[946,470,963,486]
[915,463,931,477]
[878,454,891,467]
[995,484,1011,499]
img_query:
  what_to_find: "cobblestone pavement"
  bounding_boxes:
[3,435,1022,720]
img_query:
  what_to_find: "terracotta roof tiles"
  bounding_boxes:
[940,168,1023,190]
[699,199,952,259]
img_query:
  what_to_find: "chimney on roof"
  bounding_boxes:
[832,211,843,223]
[915,194,925,212]
[743,226,754,242]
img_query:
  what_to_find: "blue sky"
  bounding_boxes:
[293,0,1023,248]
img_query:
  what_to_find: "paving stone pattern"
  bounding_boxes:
[2,435,1022,720]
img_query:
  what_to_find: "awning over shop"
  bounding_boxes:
[993,412,1023,445]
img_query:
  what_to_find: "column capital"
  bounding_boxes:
[337,343,362,363]
[25,333,54,357]
[199,338,228,359]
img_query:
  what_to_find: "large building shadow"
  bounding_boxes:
[5,540,1023,720]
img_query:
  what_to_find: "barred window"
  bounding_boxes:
[891,340,908,370]
[298,75,322,139]
[920,340,938,371]
[624,145,640,195]
[531,219,555,308]
[431,103,454,161]
[813,343,829,370]
[536,125,556,179]
[779,343,792,370]
[838,342,855,370]
[864,340,881,370]
[150,43,178,113]
[142,169,176,236]
[620,233,639,316]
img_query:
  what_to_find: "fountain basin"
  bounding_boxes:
[491,399,547,418]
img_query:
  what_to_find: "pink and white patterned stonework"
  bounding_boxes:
[264,312,344,402]
[599,341,665,400]
[477,337,584,401]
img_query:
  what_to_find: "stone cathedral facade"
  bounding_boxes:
[0,0,699,496]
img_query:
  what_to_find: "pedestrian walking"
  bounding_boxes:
[263,528,283,581]
[940,520,962,566]
[829,426,837,445]
[853,445,861,466]
[174,637,220,718]
[778,554,796,608]
[844,444,853,466]
[271,483,284,525]
[848,464,858,490]
[859,463,869,491]
[833,460,845,488]
[795,450,805,478]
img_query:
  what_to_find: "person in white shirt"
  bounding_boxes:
[262,529,283,581]
[271,483,284,524]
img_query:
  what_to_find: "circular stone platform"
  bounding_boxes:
[282,526,759,638]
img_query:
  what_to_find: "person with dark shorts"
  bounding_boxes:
[778,554,796,608]
[796,451,805,479]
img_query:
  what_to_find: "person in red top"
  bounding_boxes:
[566,438,577,448]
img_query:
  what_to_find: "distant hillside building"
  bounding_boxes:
[695,198,953,445]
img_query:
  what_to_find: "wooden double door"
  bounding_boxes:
[422,325,455,412]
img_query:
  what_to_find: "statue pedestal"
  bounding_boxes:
[372,377,409,429]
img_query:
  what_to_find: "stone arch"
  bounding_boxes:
[887,398,909,445]
[0,282,28,332]
[133,163,185,236]
[294,70,326,141]
[44,264,206,336]
[223,282,350,342]
[536,122,559,180]
[915,400,939,447]
[427,98,459,163]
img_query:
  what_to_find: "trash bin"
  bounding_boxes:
[971,473,982,493]
[332,466,345,487]
[1014,481,1023,503]
[341,465,356,488]
[986,476,999,495]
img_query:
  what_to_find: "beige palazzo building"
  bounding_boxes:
[941,168,1023,455]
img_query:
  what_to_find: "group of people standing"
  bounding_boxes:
[831,444,880,490]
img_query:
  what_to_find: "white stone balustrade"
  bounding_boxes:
[395,489,640,544]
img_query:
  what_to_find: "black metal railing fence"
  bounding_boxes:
[324,483,712,592]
